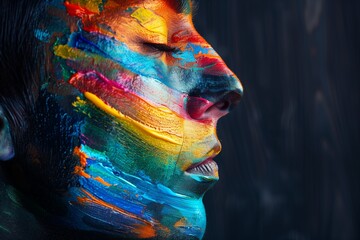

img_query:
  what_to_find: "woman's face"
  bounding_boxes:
[29,0,242,239]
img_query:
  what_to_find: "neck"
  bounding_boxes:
[0,166,133,240]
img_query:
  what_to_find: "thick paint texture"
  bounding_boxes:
[29,0,243,239]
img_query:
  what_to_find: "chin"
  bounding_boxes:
[50,146,209,240]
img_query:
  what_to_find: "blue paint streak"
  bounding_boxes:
[34,29,50,42]
[70,144,206,239]
[172,50,197,66]
[68,32,167,81]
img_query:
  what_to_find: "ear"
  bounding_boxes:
[0,106,14,161]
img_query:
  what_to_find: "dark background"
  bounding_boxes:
[194,0,360,239]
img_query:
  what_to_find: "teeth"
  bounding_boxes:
[187,160,218,176]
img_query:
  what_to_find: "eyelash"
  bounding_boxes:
[142,42,179,53]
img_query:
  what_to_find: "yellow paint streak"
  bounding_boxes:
[54,45,84,60]
[68,0,102,14]
[84,92,182,145]
[78,189,157,238]
[131,8,167,40]
[73,95,216,160]
[53,44,125,81]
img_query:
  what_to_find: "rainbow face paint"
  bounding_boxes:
[30,0,243,239]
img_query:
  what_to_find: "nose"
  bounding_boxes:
[186,55,243,121]
[186,89,242,120]
[173,30,243,121]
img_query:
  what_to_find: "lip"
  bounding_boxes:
[185,158,219,179]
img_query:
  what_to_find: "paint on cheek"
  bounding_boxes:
[53,33,221,176]
[69,71,184,138]
[53,42,184,113]
[71,76,216,162]
[85,91,181,145]
[172,50,197,67]
[72,96,181,162]
[53,43,186,114]
[130,8,168,41]
[53,44,121,80]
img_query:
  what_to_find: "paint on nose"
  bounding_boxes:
[186,90,241,121]
[186,51,243,121]
[196,55,234,76]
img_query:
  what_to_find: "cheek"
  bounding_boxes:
[68,72,186,182]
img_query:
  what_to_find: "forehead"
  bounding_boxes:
[64,0,194,15]
[60,0,197,44]
[118,0,194,14]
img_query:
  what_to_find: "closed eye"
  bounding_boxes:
[142,42,179,53]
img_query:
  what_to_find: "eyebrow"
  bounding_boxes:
[170,0,197,15]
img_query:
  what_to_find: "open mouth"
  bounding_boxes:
[186,158,219,178]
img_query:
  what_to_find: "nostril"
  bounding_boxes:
[214,99,230,111]
[186,96,212,120]
[186,91,241,121]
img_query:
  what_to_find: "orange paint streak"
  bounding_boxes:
[78,189,157,238]
[174,217,187,228]
[74,165,91,178]
[73,146,88,167]
[93,176,112,187]
[73,147,91,178]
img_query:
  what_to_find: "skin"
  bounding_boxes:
[0,0,243,239]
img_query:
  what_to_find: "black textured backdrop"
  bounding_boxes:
[194,0,360,239]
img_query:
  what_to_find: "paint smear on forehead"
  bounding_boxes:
[131,7,168,40]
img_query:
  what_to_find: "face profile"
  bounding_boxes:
[0,0,243,239]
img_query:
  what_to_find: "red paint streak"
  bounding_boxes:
[64,1,97,18]
[64,1,102,33]
[171,30,206,44]
[196,55,233,76]
[78,189,159,238]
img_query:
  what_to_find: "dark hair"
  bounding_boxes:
[0,0,46,144]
